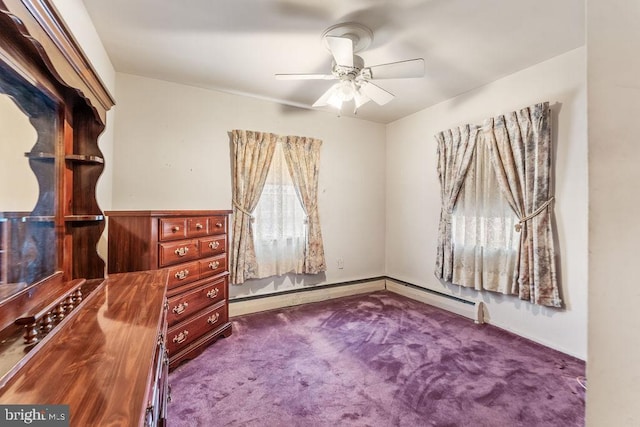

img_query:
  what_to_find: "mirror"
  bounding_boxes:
[0,62,59,299]
[0,96,38,209]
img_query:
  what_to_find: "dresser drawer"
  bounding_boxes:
[199,254,227,279]
[159,218,187,241]
[208,216,227,235]
[158,240,199,267]
[187,217,209,238]
[167,303,227,354]
[199,235,226,257]
[166,277,227,326]
[166,261,200,289]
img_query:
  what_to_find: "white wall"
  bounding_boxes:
[112,73,386,298]
[587,1,640,424]
[386,48,587,359]
[52,1,589,360]
[52,0,116,263]
[29,3,640,422]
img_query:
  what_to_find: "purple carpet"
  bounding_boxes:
[168,291,585,426]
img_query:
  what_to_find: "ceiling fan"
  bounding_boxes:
[276,22,425,113]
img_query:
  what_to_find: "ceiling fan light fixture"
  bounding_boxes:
[353,88,371,110]
[325,80,373,112]
[336,80,356,101]
[326,87,343,109]
[322,80,355,110]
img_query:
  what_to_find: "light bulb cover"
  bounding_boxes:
[322,80,373,111]
[336,80,356,101]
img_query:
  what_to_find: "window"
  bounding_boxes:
[229,130,325,285]
[252,142,306,278]
[435,104,559,306]
[450,138,519,293]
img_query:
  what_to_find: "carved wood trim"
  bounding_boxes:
[0,0,114,123]
[0,271,63,332]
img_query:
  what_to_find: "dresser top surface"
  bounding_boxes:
[105,210,232,217]
[0,269,168,426]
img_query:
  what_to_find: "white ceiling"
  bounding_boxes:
[82,0,584,124]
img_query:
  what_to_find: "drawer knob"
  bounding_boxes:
[207,313,220,325]
[174,269,189,280]
[171,226,180,232]
[206,288,219,299]
[209,261,220,270]
[172,302,188,315]
[208,241,220,250]
[172,330,189,344]
[215,222,223,228]
[174,247,189,257]
[196,223,203,230]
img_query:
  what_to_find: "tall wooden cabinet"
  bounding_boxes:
[0,0,113,285]
[106,210,233,369]
[0,1,170,426]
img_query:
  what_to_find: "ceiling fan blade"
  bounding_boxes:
[312,84,339,107]
[275,73,337,80]
[359,81,394,105]
[325,36,353,67]
[366,58,425,79]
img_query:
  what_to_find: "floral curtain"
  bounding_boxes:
[282,135,326,274]
[483,102,560,307]
[434,124,480,282]
[229,130,277,285]
[435,102,560,307]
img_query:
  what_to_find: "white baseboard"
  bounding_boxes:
[486,318,584,360]
[229,279,386,318]
[385,279,484,324]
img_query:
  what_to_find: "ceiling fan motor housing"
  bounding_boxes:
[333,55,365,80]
[321,22,373,53]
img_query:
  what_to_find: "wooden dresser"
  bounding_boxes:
[106,210,232,369]
[0,270,169,426]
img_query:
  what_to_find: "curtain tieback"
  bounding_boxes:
[515,197,555,232]
[233,200,254,219]
[303,203,316,224]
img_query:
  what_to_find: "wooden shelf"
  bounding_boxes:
[64,215,104,222]
[24,152,55,161]
[64,154,104,164]
[16,215,106,223]
[21,216,55,222]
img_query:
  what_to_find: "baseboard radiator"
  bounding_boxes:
[229,279,386,318]
[385,278,484,324]
[229,276,484,324]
